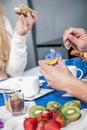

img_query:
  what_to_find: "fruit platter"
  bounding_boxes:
[4,100,87,130]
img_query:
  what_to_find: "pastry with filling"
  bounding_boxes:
[14,5,37,17]
[42,56,58,66]
[70,49,87,61]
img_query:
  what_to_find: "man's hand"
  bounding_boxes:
[63,27,87,52]
[39,58,74,91]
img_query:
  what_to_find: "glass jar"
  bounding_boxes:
[4,90,24,116]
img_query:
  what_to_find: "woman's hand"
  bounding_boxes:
[15,12,38,35]
[63,27,87,52]
[0,70,8,80]
[39,58,74,91]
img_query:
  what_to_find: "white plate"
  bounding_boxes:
[4,110,87,130]
[5,117,24,130]
[61,110,87,130]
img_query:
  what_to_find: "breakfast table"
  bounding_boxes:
[0,58,87,130]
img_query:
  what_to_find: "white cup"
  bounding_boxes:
[68,65,83,79]
[15,76,40,97]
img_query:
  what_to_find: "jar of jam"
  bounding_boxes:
[4,90,24,116]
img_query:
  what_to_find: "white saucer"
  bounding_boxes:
[24,88,54,101]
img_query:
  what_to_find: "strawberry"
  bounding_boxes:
[36,120,45,130]
[36,115,43,122]
[23,117,37,130]
[41,110,52,120]
[36,110,52,122]
[52,109,67,128]
[44,119,60,130]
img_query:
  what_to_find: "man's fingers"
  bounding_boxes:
[68,34,81,46]
[58,58,64,66]
[63,27,83,43]
[39,60,51,70]
[39,61,50,79]
[58,58,67,70]
[64,40,71,50]
[40,68,49,80]
[63,27,74,42]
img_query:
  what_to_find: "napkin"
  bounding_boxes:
[0,78,20,91]
[65,57,87,78]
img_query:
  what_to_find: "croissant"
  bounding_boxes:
[70,49,87,61]
[14,5,37,17]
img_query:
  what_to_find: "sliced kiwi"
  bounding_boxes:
[61,106,81,122]
[28,105,45,118]
[47,101,62,110]
[64,100,81,108]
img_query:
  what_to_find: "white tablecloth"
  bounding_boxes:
[0,101,36,130]
[0,66,40,130]
[23,66,42,77]
[0,66,87,130]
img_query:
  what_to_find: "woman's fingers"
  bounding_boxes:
[20,14,27,26]
[31,12,38,22]
[27,13,33,23]
[18,12,38,31]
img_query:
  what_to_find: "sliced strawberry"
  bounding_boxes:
[36,115,43,122]
[44,119,60,130]
[52,109,67,128]
[41,110,52,119]
[23,117,37,130]
[36,120,45,130]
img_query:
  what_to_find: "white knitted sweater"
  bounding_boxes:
[4,16,27,77]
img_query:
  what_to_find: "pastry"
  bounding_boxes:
[14,4,37,17]
[42,56,58,66]
[70,49,87,61]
